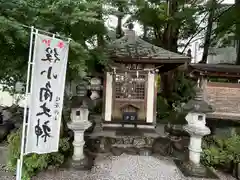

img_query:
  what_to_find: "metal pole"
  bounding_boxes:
[194,42,198,63]
[16,26,34,180]
[24,29,39,157]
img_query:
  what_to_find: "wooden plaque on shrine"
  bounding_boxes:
[122,112,138,121]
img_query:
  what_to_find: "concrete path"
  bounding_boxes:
[1,154,236,180]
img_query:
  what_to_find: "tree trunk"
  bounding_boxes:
[162,0,179,52]
[236,0,240,65]
[236,40,240,65]
[162,0,171,50]
[97,5,104,47]
[171,27,179,53]
[143,24,147,40]
[161,0,179,98]
[116,6,124,39]
[200,0,217,64]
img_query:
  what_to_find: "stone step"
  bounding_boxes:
[0,144,13,178]
[0,143,8,166]
[0,170,12,177]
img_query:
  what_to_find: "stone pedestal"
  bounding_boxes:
[175,159,218,179]
[183,123,210,165]
[68,105,92,170]
[68,120,92,169]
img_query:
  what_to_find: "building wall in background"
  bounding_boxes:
[207,47,237,64]
[205,82,240,114]
[0,85,25,107]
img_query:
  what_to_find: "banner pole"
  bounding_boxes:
[16,26,35,180]
[24,28,39,157]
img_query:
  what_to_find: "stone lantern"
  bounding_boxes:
[89,77,102,100]
[67,96,92,169]
[176,83,216,178]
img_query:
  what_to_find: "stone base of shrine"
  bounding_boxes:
[102,121,156,129]
[174,159,219,179]
[85,130,157,158]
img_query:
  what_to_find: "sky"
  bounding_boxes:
[222,0,234,3]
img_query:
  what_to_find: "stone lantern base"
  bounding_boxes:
[174,159,218,179]
[69,156,93,170]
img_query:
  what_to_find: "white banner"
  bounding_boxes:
[25,33,69,154]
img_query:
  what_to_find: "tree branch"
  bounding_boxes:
[181,2,236,53]
[181,13,208,53]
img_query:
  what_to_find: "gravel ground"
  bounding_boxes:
[1,154,237,180]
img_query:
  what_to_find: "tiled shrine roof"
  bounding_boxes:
[107,29,190,64]
[205,82,240,121]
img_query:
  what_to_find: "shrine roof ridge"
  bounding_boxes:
[189,63,240,74]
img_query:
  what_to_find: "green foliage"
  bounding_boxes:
[156,71,195,123]
[156,96,171,120]
[169,71,196,107]
[156,95,187,124]
[237,128,240,135]
[1,0,238,87]
[212,3,239,48]
[7,129,71,180]
[92,100,103,114]
[125,0,204,44]
[0,0,107,85]
[201,135,240,169]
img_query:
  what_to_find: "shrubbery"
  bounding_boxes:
[156,71,196,123]
[201,134,240,171]
[7,128,72,180]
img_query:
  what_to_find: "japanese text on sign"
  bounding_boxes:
[25,33,69,154]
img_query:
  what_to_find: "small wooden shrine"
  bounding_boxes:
[102,24,190,129]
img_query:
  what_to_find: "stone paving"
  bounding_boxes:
[0,144,9,176]
[1,154,237,180]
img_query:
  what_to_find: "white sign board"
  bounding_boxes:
[25,33,69,154]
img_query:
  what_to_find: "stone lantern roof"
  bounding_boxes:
[107,24,190,64]
[182,86,214,114]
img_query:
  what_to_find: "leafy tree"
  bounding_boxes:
[125,0,204,52]
[211,3,237,47]
[0,0,106,87]
[207,1,240,64]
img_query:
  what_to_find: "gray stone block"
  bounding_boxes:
[0,145,7,166]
